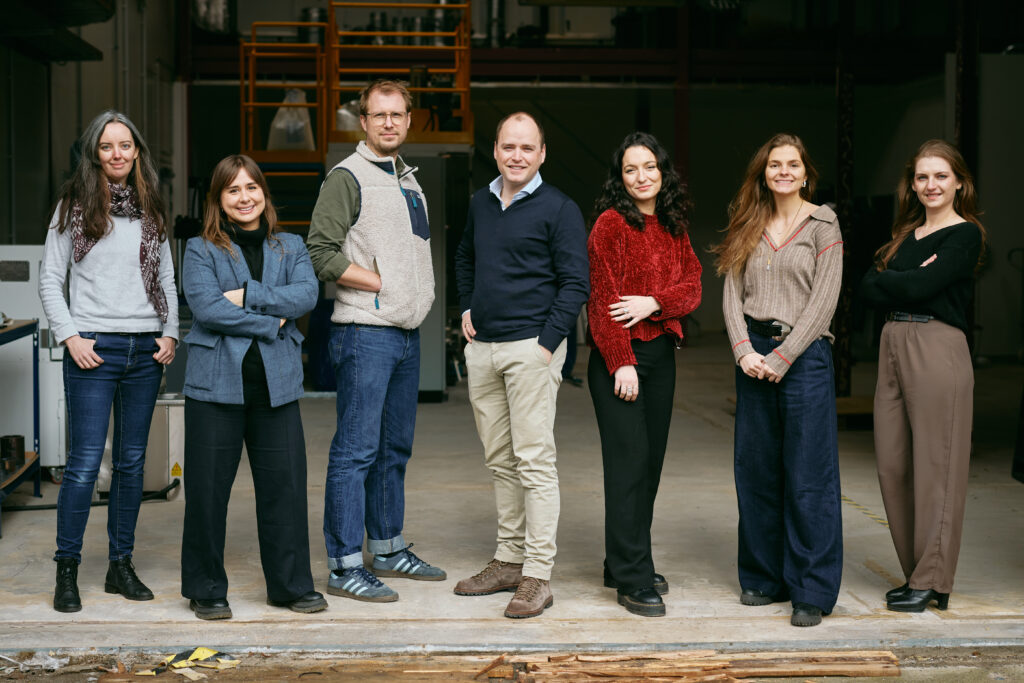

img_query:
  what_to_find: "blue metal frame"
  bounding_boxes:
[0,318,43,537]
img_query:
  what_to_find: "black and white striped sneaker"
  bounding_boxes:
[327,566,398,602]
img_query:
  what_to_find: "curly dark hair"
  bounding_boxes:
[592,131,691,236]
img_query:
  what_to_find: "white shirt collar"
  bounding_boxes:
[488,172,543,211]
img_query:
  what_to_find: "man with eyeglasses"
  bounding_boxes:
[453,112,589,618]
[307,79,444,604]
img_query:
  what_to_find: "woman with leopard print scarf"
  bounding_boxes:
[39,109,179,614]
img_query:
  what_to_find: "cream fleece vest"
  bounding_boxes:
[329,141,434,329]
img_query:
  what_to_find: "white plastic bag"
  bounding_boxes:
[267,88,315,151]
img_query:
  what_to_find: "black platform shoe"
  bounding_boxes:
[268,591,328,613]
[885,583,910,601]
[617,587,666,617]
[886,588,949,613]
[104,557,154,601]
[53,558,82,613]
[604,572,669,596]
[190,598,232,620]
[791,602,823,627]
[740,588,785,606]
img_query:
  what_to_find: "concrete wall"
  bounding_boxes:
[0,47,53,244]
[975,55,1024,359]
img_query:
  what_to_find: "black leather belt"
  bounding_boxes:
[746,316,792,340]
[886,312,933,323]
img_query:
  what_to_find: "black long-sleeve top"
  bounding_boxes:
[226,222,267,383]
[859,221,981,334]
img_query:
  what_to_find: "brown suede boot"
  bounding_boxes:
[504,576,553,618]
[453,559,523,596]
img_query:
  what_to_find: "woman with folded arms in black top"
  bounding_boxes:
[860,139,985,613]
[180,155,324,620]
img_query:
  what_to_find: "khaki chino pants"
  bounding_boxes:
[465,337,567,581]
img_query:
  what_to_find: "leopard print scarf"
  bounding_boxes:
[70,182,168,324]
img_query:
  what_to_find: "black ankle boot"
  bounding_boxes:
[617,587,666,617]
[54,558,82,613]
[105,557,154,601]
[885,582,910,601]
[604,572,669,596]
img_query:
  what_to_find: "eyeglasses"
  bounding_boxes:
[367,111,408,125]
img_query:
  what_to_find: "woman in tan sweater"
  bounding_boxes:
[712,133,844,627]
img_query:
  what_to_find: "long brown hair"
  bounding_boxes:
[711,133,818,276]
[874,139,985,270]
[55,110,165,240]
[201,155,280,253]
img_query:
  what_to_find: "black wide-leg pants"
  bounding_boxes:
[588,335,676,593]
[181,379,315,603]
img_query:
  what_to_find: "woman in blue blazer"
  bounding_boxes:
[180,155,325,620]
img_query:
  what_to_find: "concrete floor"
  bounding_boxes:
[1,335,1023,657]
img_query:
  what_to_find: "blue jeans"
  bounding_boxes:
[57,332,163,563]
[323,324,419,570]
[733,330,842,613]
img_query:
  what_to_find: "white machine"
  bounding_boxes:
[0,246,182,498]
[0,245,67,468]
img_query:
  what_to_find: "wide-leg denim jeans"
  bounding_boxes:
[324,323,419,570]
[733,330,843,613]
[56,332,163,563]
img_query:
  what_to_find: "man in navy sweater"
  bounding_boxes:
[453,112,589,618]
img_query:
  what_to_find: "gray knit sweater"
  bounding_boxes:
[39,209,179,343]
[722,204,842,378]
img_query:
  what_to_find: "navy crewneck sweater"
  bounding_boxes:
[455,182,589,352]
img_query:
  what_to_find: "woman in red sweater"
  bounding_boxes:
[587,131,702,617]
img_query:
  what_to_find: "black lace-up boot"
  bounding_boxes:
[54,558,82,612]
[104,557,154,601]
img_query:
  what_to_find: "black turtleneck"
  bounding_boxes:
[225,221,267,284]
[225,222,268,384]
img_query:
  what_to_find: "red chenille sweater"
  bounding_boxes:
[587,208,703,375]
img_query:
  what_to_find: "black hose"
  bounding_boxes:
[1,478,181,512]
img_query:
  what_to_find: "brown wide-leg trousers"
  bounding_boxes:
[874,319,973,594]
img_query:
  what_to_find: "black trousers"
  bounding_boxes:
[588,335,676,593]
[181,379,315,602]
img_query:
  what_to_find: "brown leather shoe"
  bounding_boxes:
[453,559,523,596]
[504,576,553,618]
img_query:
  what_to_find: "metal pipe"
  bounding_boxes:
[8,53,15,244]
[140,0,147,134]
[119,0,128,111]
[488,0,503,48]
[75,29,83,136]
[434,0,448,47]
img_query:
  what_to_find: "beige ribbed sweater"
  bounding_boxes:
[722,204,843,378]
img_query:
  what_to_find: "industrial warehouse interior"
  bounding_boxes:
[1,0,1024,680]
